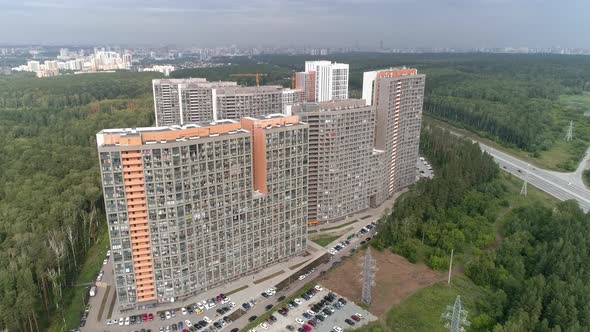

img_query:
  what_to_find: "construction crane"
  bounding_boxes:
[229,73,268,87]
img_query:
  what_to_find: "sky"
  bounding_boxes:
[0,0,588,49]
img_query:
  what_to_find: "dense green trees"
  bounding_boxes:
[0,73,156,331]
[258,53,590,155]
[372,126,500,267]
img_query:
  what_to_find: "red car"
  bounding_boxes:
[351,315,360,322]
[216,295,222,302]
[307,320,317,327]
[183,330,190,332]
[281,307,289,313]
[148,313,154,321]
[142,313,148,322]
[303,324,312,331]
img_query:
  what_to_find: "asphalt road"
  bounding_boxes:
[479,144,590,212]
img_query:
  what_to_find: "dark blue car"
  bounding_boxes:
[303,313,312,319]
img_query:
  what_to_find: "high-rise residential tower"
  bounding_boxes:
[368,68,425,206]
[97,114,309,310]
[296,61,349,102]
[153,79,286,126]
[293,100,376,223]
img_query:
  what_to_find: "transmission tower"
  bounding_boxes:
[441,295,470,332]
[360,247,377,305]
[520,163,529,196]
[565,121,574,141]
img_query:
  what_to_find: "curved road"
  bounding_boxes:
[479,144,590,212]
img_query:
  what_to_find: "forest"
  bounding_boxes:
[372,125,590,330]
[0,72,158,331]
[255,53,590,170]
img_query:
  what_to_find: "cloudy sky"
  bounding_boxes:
[0,0,588,48]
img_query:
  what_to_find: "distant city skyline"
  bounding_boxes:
[0,0,589,49]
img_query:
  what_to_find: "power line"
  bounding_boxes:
[442,295,470,332]
[360,247,377,305]
[565,121,574,141]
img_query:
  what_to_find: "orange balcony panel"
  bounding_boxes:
[124,165,144,172]
[131,230,150,238]
[122,151,142,157]
[134,266,154,273]
[127,205,146,213]
[137,285,155,292]
[127,197,146,204]
[126,192,146,199]
[125,172,144,180]
[125,187,146,195]
[133,246,152,255]
[124,179,145,186]
[133,242,151,250]
[136,275,154,283]
[129,211,148,219]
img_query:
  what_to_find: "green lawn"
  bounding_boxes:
[425,116,588,172]
[48,223,110,332]
[351,276,484,332]
[311,235,341,247]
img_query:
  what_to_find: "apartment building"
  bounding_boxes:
[281,88,304,113]
[296,61,349,102]
[153,78,285,126]
[153,78,208,126]
[293,100,376,223]
[369,68,425,207]
[292,68,424,223]
[214,85,284,120]
[97,114,309,310]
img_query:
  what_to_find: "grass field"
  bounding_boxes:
[311,234,341,247]
[425,115,588,172]
[48,224,110,332]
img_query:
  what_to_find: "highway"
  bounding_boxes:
[479,144,590,212]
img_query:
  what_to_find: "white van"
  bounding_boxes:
[89,286,97,297]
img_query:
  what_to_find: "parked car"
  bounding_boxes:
[278,295,286,301]
[302,325,312,331]
[344,319,355,326]
[265,304,273,310]
[286,325,295,331]
[351,315,360,322]
[333,326,343,332]
[248,316,257,322]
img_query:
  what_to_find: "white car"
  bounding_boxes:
[181,307,187,315]
[248,329,257,332]
[118,318,124,326]
[103,258,108,265]
[229,302,237,309]
[298,275,306,281]
[355,313,364,319]
[294,298,302,305]
[185,319,192,327]
[314,285,323,291]
[328,307,335,313]
[220,320,226,326]
[259,322,269,330]
[222,297,230,304]
[165,311,171,319]
[203,316,212,324]
[307,310,315,316]
[197,302,205,310]
[333,326,343,332]
[328,248,337,255]
[106,250,111,257]
[124,316,130,325]
[295,318,305,325]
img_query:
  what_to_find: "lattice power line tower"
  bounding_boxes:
[566,121,574,142]
[442,295,470,332]
[360,247,377,305]
[520,163,529,196]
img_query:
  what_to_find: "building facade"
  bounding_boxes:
[97,114,309,310]
[369,68,425,207]
[292,68,424,224]
[296,61,349,102]
[293,100,376,223]
[153,79,286,126]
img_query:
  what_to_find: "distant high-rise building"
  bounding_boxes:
[281,89,304,114]
[123,54,132,68]
[153,79,286,126]
[27,60,40,72]
[96,114,308,310]
[296,61,349,102]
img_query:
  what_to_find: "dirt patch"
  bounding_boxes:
[319,249,444,317]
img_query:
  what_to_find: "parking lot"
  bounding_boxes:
[417,156,434,179]
[258,286,375,332]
